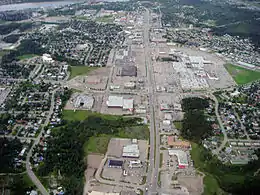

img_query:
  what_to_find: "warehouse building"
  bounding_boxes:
[119,66,137,77]
[168,150,189,168]
[106,96,134,111]
[106,96,123,108]
[122,144,140,158]
[108,159,123,168]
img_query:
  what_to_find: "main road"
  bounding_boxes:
[143,8,160,195]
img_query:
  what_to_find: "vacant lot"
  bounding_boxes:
[85,135,111,155]
[224,64,260,85]
[69,66,97,79]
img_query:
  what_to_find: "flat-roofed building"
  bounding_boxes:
[168,136,190,149]
[122,144,140,158]
[123,98,134,111]
[168,149,189,168]
[108,159,123,168]
[107,96,123,108]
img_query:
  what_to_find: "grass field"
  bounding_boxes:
[173,121,183,130]
[95,15,114,23]
[62,110,122,121]
[224,64,260,85]
[84,135,111,155]
[69,66,97,79]
[17,54,38,60]
[62,110,91,121]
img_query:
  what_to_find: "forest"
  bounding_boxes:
[181,97,212,142]
[36,115,145,195]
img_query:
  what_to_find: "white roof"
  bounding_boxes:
[88,191,120,195]
[123,98,134,109]
[123,144,140,157]
[168,150,188,166]
[107,96,123,107]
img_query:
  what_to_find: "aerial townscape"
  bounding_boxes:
[0,0,260,195]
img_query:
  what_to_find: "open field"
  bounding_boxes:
[224,64,260,85]
[62,110,91,121]
[69,66,97,79]
[95,16,114,23]
[173,121,183,130]
[191,143,226,195]
[62,110,124,121]
[84,135,111,155]
[17,54,38,60]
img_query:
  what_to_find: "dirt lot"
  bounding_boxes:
[84,154,104,195]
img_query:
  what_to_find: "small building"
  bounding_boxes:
[129,160,142,168]
[124,82,136,89]
[162,120,171,126]
[108,160,123,168]
[160,103,170,111]
[168,136,190,149]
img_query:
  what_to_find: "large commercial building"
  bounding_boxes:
[106,96,134,111]
[73,94,94,109]
[122,144,140,158]
[168,150,189,168]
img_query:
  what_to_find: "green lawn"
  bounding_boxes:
[95,15,114,23]
[62,110,121,121]
[173,121,183,130]
[17,54,38,60]
[84,135,111,155]
[224,64,260,85]
[69,66,97,79]
[62,110,92,121]
[160,153,163,168]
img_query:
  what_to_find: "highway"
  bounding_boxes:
[143,9,160,194]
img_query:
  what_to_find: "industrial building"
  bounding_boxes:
[73,94,94,109]
[108,159,123,168]
[118,66,137,77]
[168,150,189,168]
[122,144,140,158]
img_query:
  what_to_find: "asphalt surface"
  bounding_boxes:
[143,9,160,195]
[211,94,228,154]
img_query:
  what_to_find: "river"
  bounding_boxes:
[0,1,84,12]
